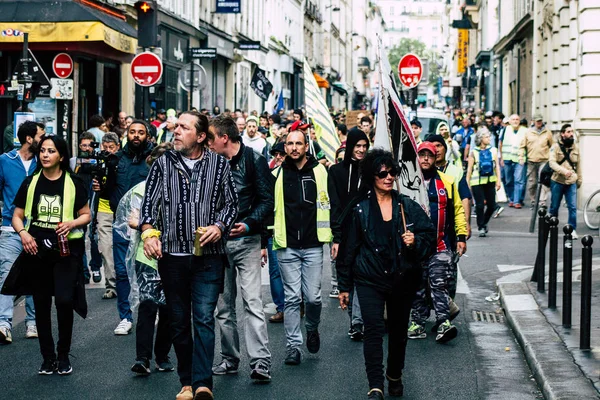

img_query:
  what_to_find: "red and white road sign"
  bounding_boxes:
[398,53,423,88]
[131,52,163,87]
[52,53,73,78]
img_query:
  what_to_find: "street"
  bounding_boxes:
[0,209,549,400]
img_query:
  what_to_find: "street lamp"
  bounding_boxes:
[325,5,340,11]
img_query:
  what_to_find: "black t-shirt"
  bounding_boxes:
[14,171,88,241]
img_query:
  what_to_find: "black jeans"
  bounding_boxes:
[472,182,497,229]
[136,299,172,362]
[356,270,419,391]
[158,254,223,391]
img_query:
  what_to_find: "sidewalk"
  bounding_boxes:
[495,204,600,399]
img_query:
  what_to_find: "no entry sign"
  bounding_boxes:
[131,52,163,87]
[398,53,423,88]
[52,53,73,78]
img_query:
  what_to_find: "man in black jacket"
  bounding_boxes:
[328,127,369,340]
[208,116,274,382]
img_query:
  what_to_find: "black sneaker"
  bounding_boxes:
[131,359,151,375]
[306,330,320,354]
[284,348,301,365]
[348,326,364,342]
[156,358,174,372]
[367,388,384,399]
[39,359,57,375]
[57,356,72,375]
[387,375,404,397]
[92,270,101,283]
[250,360,271,383]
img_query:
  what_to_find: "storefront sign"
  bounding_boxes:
[216,0,241,13]
[189,48,217,59]
[239,41,261,51]
[207,33,234,59]
[457,29,469,74]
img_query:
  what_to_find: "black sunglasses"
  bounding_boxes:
[375,169,398,179]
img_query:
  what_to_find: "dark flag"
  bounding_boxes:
[250,67,273,101]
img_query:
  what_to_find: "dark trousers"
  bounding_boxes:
[136,300,172,362]
[356,270,418,391]
[33,294,74,361]
[472,182,497,229]
[159,254,223,391]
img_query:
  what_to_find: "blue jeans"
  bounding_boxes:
[112,230,132,321]
[277,246,323,351]
[158,254,223,391]
[550,181,577,229]
[504,160,526,204]
[513,162,527,205]
[0,231,35,329]
[267,238,285,313]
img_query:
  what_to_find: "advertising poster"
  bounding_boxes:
[30,98,57,135]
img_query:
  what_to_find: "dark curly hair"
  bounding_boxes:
[360,148,398,188]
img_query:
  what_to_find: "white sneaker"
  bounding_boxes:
[114,319,133,335]
[572,230,579,240]
[25,325,38,339]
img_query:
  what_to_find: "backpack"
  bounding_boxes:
[478,148,494,177]
[539,144,575,187]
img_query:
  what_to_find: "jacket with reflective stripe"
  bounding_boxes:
[501,126,528,162]
[470,146,498,186]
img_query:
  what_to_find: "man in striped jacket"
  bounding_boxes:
[140,111,238,400]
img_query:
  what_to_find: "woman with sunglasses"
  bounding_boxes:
[11,135,90,375]
[337,149,435,399]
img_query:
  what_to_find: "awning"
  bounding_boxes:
[313,72,329,89]
[0,0,137,54]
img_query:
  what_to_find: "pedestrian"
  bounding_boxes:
[336,123,348,146]
[489,111,505,146]
[112,111,128,138]
[140,111,238,400]
[152,109,167,128]
[499,114,528,208]
[242,116,267,154]
[0,121,44,344]
[272,130,332,366]
[10,135,91,375]
[87,114,107,143]
[329,128,369,340]
[548,124,581,239]
[208,115,274,382]
[93,121,154,335]
[408,143,466,343]
[157,116,177,144]
[453,117,474,164]
[466,130,502,237]
[435,122,461,167]
[338,149,435,400]
[113,142,174,376]
[519,113,553,208]
[236,116,246,135]
[410,120,423,146]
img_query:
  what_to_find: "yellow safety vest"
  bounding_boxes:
[470,147,498,186]
[272,163,332,250]
[501,126,527,163]
[24,171,84,240]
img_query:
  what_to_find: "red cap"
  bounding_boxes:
[289,120,310,132]
[417,142,437,156]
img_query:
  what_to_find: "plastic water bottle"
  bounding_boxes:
[57,223,70,257]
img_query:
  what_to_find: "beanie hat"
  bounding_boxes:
[425,134,447,153]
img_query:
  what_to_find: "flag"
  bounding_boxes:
[303,59,340,163]
[373,39,429,212]
[250,67,273,101]
[276,89,284,112]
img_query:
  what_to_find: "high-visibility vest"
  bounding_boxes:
[24,171,84,240]
[272,163,332,250]
[470,146,498,186]
[501,126,527,163]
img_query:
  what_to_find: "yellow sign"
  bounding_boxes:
[0,22,136,54]
[457,29,469,74]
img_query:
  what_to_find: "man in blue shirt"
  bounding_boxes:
[453,118,474,164]
[0,121,45,344]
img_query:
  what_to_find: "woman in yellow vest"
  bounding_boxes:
[466,130,502,237]
[12,135,91,376]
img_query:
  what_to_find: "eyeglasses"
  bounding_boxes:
[375,169,398,179]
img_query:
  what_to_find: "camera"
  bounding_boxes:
[75,142,119,187]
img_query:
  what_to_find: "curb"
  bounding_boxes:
[498,282,599,400]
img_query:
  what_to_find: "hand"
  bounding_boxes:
[143,237,162,260]
[331,243,339,260]
[466,224,472,240]
[457,242,467,256]
[229,223,247,238]
[20,231,37,255]
[565,171,573,178]
[402,231,415,248]
[261,249,267,267]
[56,221,76,236]
[500,158,505,168]
[200,225,223,246]
[496,181,501,191]
[519,158,525,166]
[338,292,350,310]
[92,179,101,192]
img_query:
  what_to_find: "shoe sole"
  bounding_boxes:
[211,369,238,375]
[114,331,131,335]
[26,334,38,339]
[57,367,73,375]
[268,319,284,323]
[407,334,427,339]
[436,326,458,343]
[193,392,214,400]
[132,364,151,375]
[156,367,175,372]
[38,370,55,375]
[328,294,339,298]
[250,371,272,382]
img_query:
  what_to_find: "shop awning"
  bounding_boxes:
[313,72,329,89]
[0,0,137,54]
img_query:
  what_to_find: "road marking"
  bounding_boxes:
[497,264,534,272]
[456,264,470,294]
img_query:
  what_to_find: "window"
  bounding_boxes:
[418,7,422,15]
[390,6,394,15]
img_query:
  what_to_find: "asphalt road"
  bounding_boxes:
[0,208,554,400]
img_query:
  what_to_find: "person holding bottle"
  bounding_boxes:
[10,135,90,375]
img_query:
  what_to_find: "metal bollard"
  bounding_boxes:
[580,235,594,350]
[532,207,547,285]
[534,208,548,291]
[562,224,574,328]
[548,217,559,309]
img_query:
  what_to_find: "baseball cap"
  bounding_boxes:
[410,119,422,128]
[533,113,543,122]
[417,142,437,156]
[157,108,166,114]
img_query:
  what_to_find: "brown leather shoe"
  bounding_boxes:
[193,387,214,400]
[269,311,284,323]
[175,386,193,400]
